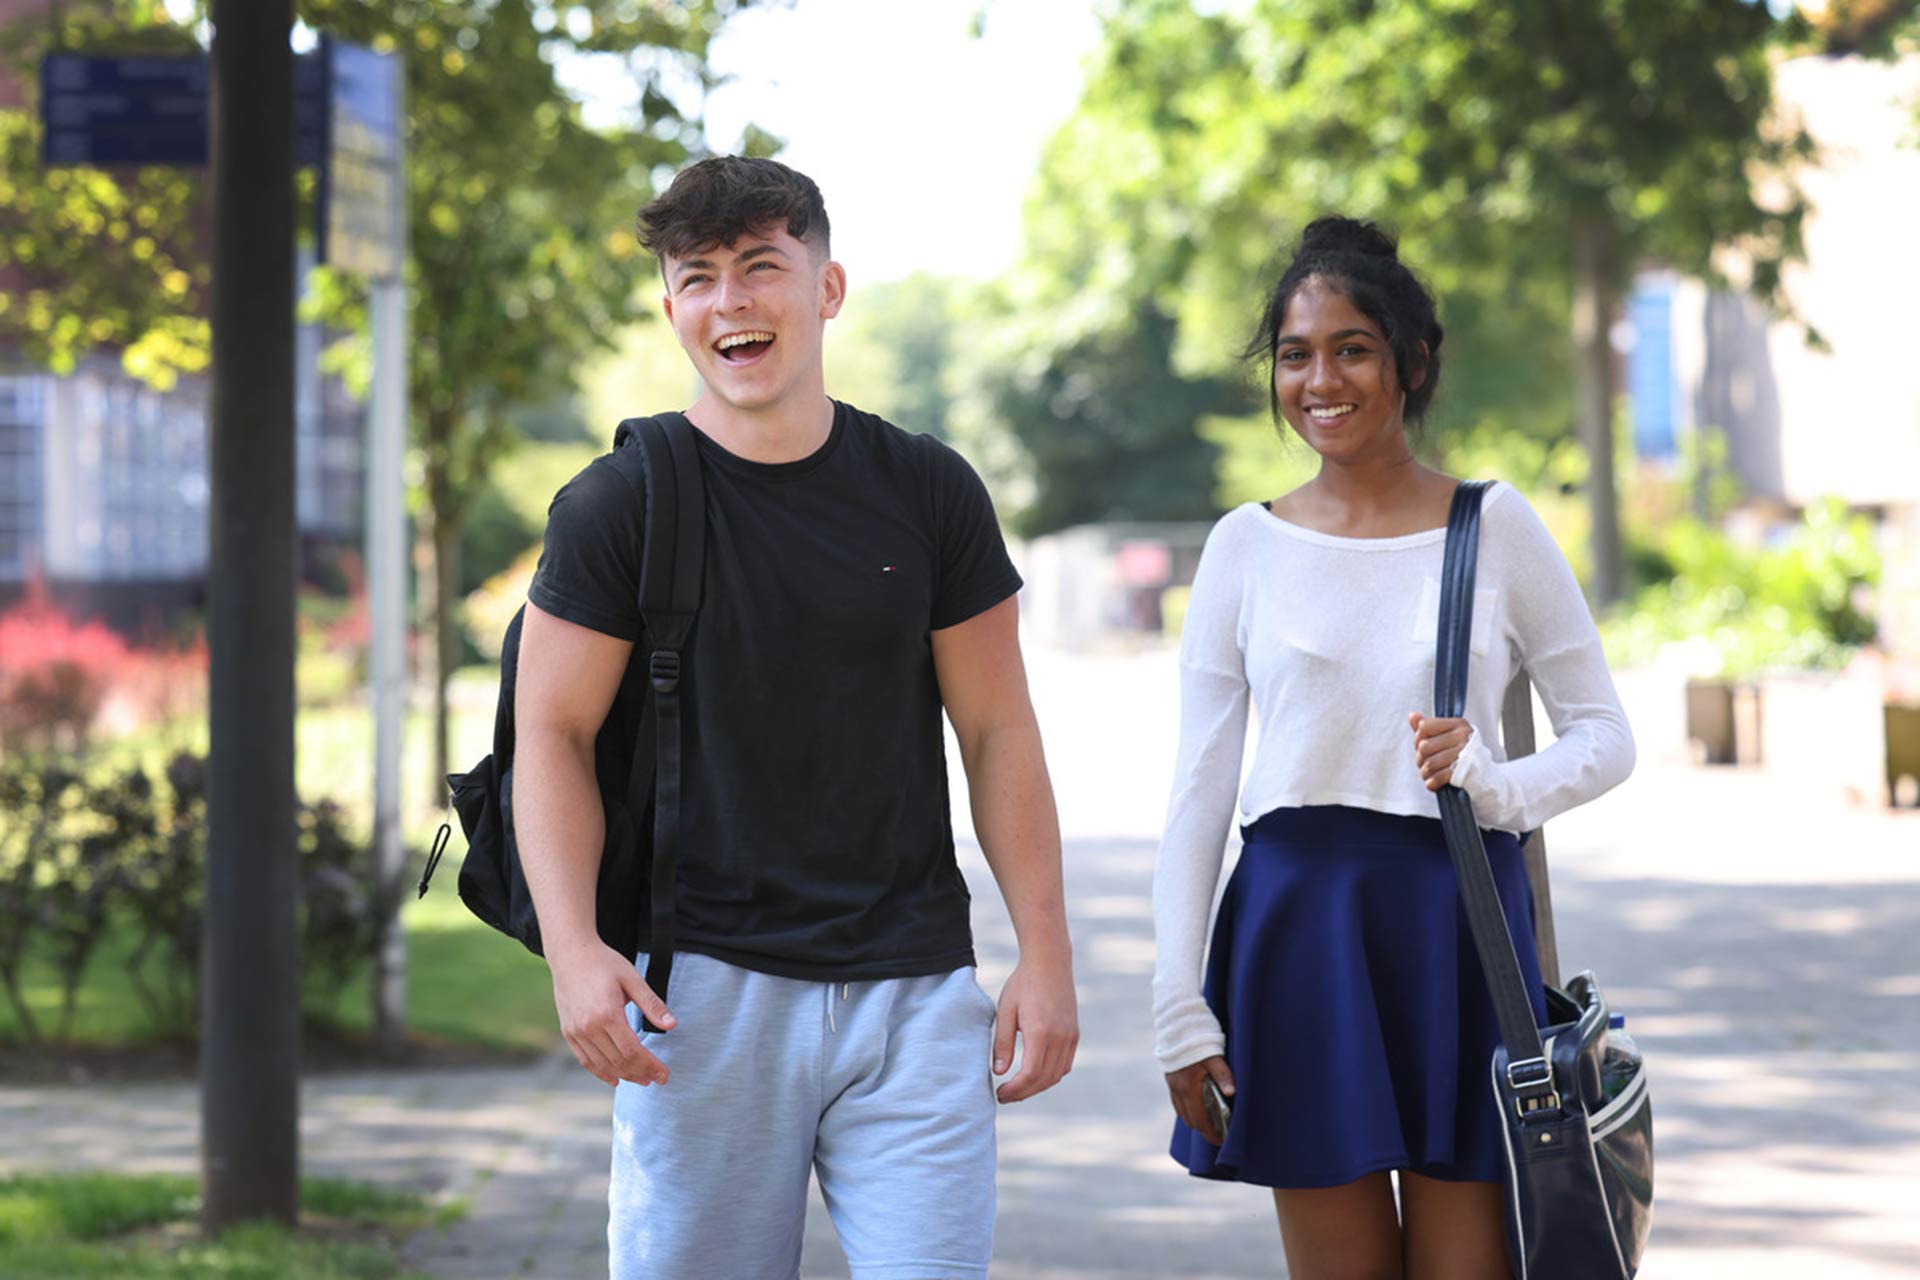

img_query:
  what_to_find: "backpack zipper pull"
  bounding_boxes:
[419,797,454,898]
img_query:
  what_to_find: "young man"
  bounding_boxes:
[512,156,1078,1279]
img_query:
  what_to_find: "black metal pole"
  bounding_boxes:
[203,0,299,1231]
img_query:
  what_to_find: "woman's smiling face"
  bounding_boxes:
[1272,276,1422,464]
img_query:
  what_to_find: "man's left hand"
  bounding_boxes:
[990,953,1079,1103]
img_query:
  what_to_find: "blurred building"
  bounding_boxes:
[0,0,366,628]
[1019,522,1213,651]
[1628,53,1920,507]
[1624,51,1920,660]
[0,316,364,628]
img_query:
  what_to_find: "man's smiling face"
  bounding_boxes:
[661,225,845,417]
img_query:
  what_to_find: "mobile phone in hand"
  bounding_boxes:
[1202,1076,1232,1140]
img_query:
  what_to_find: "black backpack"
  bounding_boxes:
[421,414,705,1025]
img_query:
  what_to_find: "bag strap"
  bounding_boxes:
[618,413,706,1031]
[1434,480,1555,1101]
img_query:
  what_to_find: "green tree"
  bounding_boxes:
[820,272,969,440]
[4,1,767,801]
[298,0,766,801]
[0,3,208,388]
[852,273,962,439]
[977,0,1574,537]
[1009,0,1810,601]
[966,4,1260,535]
[979,297,1240,536]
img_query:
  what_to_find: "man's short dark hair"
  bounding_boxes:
[637,156,831,266]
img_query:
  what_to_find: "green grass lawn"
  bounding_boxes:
[0,889,557,1058]
[313,889,560,1055]
[0,882,558,1060]
[0,1171,454,1278]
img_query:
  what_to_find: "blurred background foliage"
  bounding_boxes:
[295,0,776,797]
[6,1,1906,668]
[1,0,1913,790]
[0,3,208,388]
[0,0,784,808]
[1604,495,1882,678]
[303,0,1825,572]
[0,749,382,1044]
[968,0,1815,608]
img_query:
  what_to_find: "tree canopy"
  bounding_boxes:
[0,4,208,387]
[990,0,1812,592]
[1,0,770,798]
[293,0,769,796]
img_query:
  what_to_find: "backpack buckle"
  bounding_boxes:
[649,648,681,694]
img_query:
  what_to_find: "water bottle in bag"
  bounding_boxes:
[1600,1013,1643,1101]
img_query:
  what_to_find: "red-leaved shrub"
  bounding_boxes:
[0,577,132,753]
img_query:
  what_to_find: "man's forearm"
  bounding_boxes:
[964,721,1070,959]
[513,727,608,955]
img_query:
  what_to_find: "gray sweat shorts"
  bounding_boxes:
[609,951,999,1280]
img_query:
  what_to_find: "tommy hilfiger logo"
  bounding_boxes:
[881,565,897,574]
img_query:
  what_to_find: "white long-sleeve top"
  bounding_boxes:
[1151,484,1635,1073]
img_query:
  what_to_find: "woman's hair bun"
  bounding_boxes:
[1299,215,1398,260]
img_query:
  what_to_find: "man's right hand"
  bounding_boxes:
[549,940,676,1087]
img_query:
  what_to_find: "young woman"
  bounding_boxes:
[1151,217,1635,1279]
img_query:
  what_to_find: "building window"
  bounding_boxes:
[0,377,44,581]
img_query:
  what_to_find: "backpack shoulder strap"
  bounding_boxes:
[615,414,707,625]
[613,414,705,1028]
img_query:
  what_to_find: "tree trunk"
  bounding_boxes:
[0,971,41,1045]
[410,516,436,803]
[1572,212,1625,608]
[432,506,460,804]
[422,407,461,814]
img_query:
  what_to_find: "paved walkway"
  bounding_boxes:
[3,651,1917,1277]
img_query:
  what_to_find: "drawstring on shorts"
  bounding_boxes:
[827,982,850,1033]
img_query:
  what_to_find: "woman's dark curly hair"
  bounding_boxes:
[1246,216,1444,428]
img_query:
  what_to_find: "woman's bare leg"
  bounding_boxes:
[1272,1172,1404,1280]
[1398,1171,1512,1280]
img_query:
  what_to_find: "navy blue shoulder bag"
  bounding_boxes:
[1437,480,1654,1279]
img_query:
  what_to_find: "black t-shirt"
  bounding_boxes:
[527,401,1023,982]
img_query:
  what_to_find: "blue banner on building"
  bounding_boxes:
[1627,277,1677,460]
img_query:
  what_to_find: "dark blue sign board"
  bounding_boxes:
[41,54,208,167]
[41,40,401,278]
[329,41,397,136]
[41,51,328,168]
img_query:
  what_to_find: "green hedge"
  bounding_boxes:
[0,753,390,1044]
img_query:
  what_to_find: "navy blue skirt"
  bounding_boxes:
[1170,804,1550,1189]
